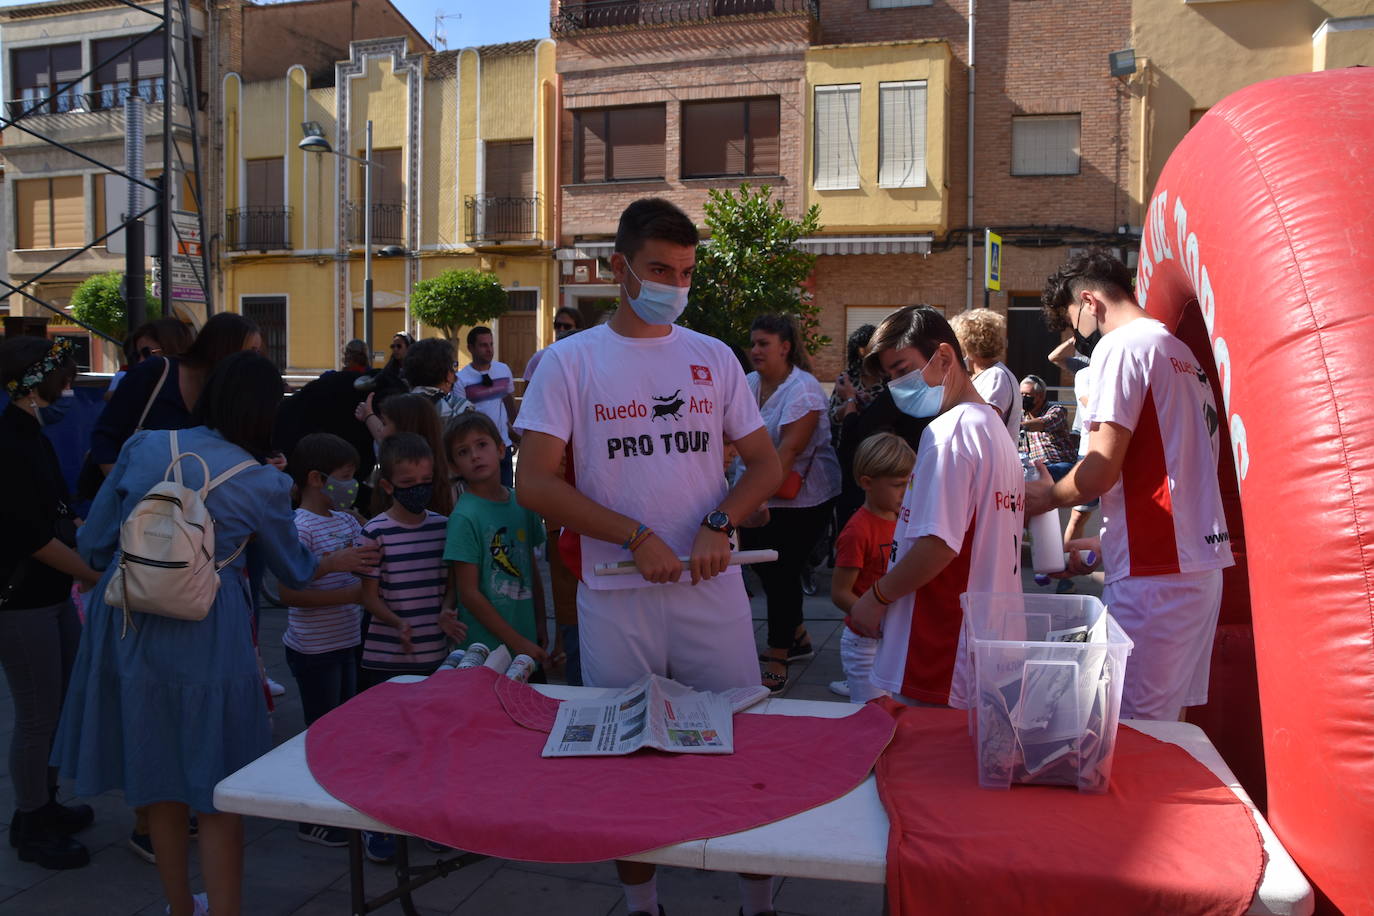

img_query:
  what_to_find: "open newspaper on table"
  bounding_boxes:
[542,674,769,757]
[977,611,1114,790]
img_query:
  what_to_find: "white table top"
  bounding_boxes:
[214,682,1312,915]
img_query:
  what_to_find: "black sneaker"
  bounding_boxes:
[10,810,89,870]
[127,829,156,864]
[298,822,349,847]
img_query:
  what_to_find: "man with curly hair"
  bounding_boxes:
[1026,249,1234,721]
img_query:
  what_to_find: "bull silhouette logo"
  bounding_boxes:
[651,390,685,421]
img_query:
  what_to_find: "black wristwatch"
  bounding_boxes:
[701,510,735,538]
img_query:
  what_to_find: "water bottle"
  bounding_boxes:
[504,654,536,683]
[439,649,466,669]
[1024,460,1066,575]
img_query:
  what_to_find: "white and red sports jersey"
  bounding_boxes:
[871,402,1025,706]
[514,324,764,590]
[1085,318,1234,584]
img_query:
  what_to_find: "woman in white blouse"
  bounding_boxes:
[734,315,841,694]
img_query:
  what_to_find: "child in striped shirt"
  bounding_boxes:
[357,433,461,690]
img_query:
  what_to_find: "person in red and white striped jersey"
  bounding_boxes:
[1028,249,1235,721]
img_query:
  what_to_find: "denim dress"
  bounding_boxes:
[51,426,318,812]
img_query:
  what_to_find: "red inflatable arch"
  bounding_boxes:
[1137,68,1374,914]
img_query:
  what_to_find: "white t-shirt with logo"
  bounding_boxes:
[458,361,516,446]
[514,324,765,591]
[972,361,1022,443]
[1084,317,1234,584]
[870,402,1025,707]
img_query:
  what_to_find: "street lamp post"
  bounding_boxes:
[299,119,385,360]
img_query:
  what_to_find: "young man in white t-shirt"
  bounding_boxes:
[458,326,519,486]
[849,306,1025,708]
[1027,249,1235,721]
[515,198,782,916]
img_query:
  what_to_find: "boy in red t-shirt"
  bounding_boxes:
[830,433,916,704]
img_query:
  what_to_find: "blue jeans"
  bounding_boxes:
[1045,461,1075,482]
[284,645,358,726]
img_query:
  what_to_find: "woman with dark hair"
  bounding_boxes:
[733,315,841,693]
[89,312,262,476]
[0,337,102,871]
[52,351,373,916]
[360,392,454,516]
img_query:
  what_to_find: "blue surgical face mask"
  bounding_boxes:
[624,264,689,326]
[887,356,948,419]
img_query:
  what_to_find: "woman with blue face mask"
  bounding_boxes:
[847,306,1027,710]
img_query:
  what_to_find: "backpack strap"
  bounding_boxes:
[163,429,213,494]
[206,459,258,493]
[214,534,253,572]
[134,357,172,433]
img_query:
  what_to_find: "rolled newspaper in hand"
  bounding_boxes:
[593,549,779,577]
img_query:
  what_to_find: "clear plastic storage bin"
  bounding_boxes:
[961,593,1133,793]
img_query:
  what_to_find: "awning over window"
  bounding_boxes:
[794,235,933,255]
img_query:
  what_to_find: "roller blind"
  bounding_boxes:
[246,158,283,208]
[373,148,405,202]
[51,176,84,248]
[15,178,47,249]
[486,140,534,198]
[682,101,746,178]
[607,106,664,181]
[1012,114,1080,176]
[814,85,860,190]
[577,111,608,182]
[879,81,926,188]
[749,98,780,175]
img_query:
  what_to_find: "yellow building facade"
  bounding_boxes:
[220,37,558,374]
[1129,2,1374,214]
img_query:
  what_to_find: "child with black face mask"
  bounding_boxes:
[355,433,459,693]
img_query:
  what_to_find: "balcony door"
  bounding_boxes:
[480,140,534,241]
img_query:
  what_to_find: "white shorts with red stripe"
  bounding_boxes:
[575,575,760,692]
[1103,568,1224,721]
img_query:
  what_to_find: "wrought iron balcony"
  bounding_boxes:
[551,0,817,34]
[343,200,406,246]
[5,81,165,120]
[226,206,292,252]
[465,195,542,244]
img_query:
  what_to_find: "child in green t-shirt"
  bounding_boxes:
[442,412,548,666]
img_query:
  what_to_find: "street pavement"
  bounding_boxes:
[0,547,1099,915]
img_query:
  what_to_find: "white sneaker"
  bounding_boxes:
[828,680,851,697]
[267,677,286,698]
[166,892,209,915]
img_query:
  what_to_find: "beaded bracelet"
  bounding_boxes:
[871,577,894,606]
[623,523,651,552]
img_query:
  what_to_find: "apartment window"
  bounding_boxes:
[814,85,860,190]
[486,140,534,198]
[10,43,82,114]
[574,105,666,183]
[368,148,405,203]
[682,98,780,179]
[92,35,164,110]
[870,0,932,7]
[1012,114,1080,176]
[878,81,927,188]
[15,176,84,249]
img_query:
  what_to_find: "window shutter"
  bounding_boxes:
[577,111,607,182]
[16,179,47,249]
[486,140,533,197]
[1012,115,1081,176]
[748,98,780,175]
[879,81,926,188]
[50,176,84,248]
[814,85,860,189]
[373,148,404,202]
[608,105,664,181]
[246,158,284,208]
[94,174,107,240]
[845,307,900,344]
[682,101,745,178]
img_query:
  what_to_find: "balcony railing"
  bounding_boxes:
[5,81,168,120]
[226,206,292,252]
[343,200,406,246]
[465,195,542,244]
[551,0,816,33]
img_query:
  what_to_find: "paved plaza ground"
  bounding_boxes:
[0,551,1100,915]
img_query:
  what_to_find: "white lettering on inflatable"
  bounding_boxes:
[1137,187,1249,486]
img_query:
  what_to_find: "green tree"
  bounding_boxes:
[69,271,162,340]
[409,268,509,340]
[681,184,827,360]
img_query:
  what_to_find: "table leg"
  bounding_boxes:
[348,829,366,916]
[394,836,421,916]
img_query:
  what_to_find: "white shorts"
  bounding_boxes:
[1103,568,1224,721]
[840,628,889,705]
[575,574,760,692]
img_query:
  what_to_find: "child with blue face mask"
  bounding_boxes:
[848,306,1027,710]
